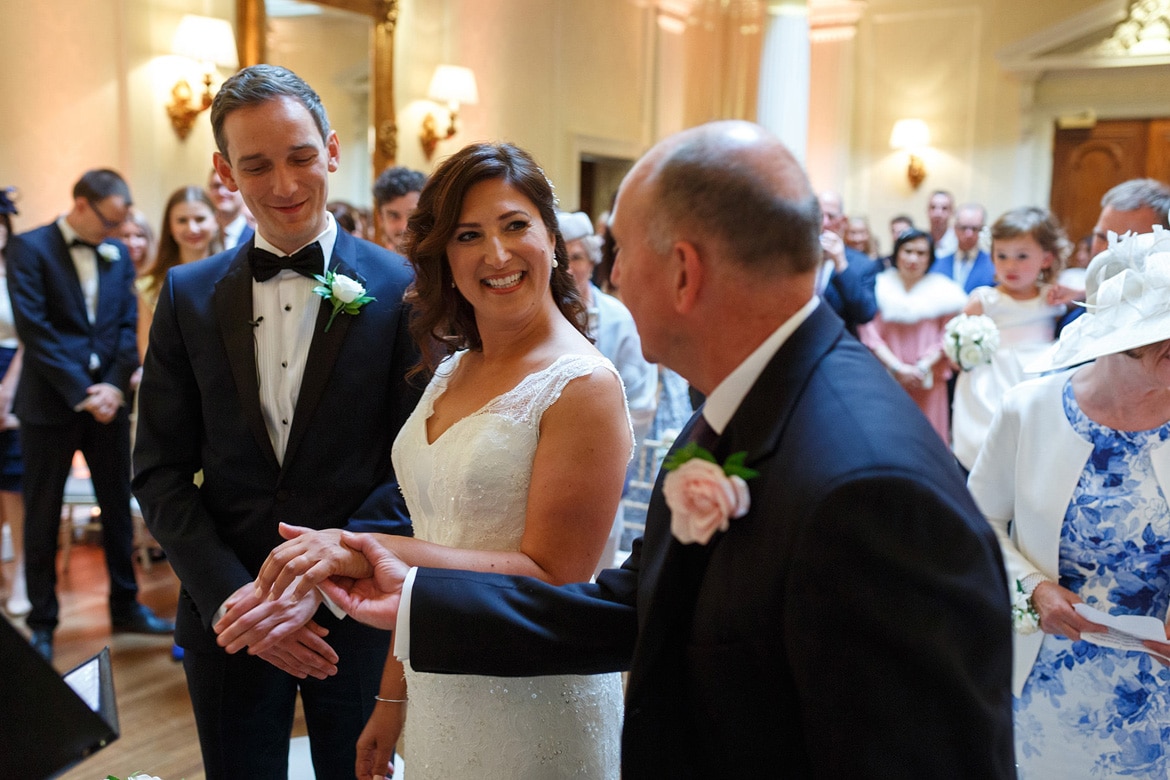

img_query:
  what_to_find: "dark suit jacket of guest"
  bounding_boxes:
[7,223,138,424]
[931,249,996,293]
[132,230,420,651]
[406,302,1015,778]
[821,245,878,335]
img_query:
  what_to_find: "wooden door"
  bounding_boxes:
[1050,119,1151,245]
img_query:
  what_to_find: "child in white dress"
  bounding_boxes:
[952,207,1072,470]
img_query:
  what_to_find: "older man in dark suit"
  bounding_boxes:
[258,121,1015,777]
[132,65,419,779]
[7,169,173,662]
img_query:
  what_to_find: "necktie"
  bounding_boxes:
[249,242,324,282]
[70,238,98,250]
[689,412,719,451]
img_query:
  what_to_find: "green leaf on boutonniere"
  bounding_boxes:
[663,441,718,471]
[721,451,760,480]
[664,443,758,480]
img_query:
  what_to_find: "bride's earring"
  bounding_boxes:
[552,258,559,268]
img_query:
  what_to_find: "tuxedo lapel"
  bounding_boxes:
[49,227,90,325]
[280,245,362,471]
[213,247,280,470]
[94,245,125,327]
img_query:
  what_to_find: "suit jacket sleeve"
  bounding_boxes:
[132,272,253,624]
[409,542,642,675]
[828,249,878,327]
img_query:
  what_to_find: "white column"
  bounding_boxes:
[757,0,810,161]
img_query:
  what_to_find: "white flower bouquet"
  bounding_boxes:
[942,313,1000,371]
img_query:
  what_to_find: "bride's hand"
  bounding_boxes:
[356,701,404,780]
[319,531,411,630]
[255,523,375,602]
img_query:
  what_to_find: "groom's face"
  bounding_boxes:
[213,95,340,255]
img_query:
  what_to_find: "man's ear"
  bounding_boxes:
[212,152,239,192]
[326,130,341,173]
[672,240,704,315]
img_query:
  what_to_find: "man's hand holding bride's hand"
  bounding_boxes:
[255,523,375,602]
[319,530,410,630]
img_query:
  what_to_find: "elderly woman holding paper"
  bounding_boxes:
[968,228,1170,778]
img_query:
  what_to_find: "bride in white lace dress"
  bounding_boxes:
[258,143,631,779]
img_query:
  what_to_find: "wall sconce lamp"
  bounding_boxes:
[167,15,238,140]
[420,65,479,160]
[889,118,931,189]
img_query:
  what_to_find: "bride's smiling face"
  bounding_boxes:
[445,177,556,323]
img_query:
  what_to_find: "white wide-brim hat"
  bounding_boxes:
[1030,226,1170,373]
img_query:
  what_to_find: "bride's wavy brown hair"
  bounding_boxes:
[403,142,586,377]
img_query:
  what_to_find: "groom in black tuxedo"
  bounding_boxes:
[132,65,419,779]
[7,169,173,662]
[310,121,1015,776]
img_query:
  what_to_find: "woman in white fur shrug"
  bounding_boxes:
[859,229,966,442]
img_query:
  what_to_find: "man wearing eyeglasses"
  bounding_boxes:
[930,203,994,293]
[6,168,173,663]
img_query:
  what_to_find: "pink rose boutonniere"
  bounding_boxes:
[662,443,758,545]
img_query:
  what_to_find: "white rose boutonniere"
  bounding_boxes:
[662,443,758,545]
[313,271,376,332]
[97,243,121,263]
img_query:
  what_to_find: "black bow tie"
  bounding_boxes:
[70,238,98,250]
[249,242,324,282]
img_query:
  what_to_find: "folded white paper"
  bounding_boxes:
[1073,602,1170,661]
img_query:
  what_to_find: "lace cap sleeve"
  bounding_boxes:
[491,353,623,429]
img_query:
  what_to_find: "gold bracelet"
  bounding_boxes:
[374,695,407,704]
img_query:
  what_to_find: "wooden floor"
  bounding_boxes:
[1,540,308,780]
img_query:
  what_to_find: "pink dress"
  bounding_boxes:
[859,270,967,442]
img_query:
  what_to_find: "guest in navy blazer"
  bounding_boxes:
[930,203,996,293]
[8,169,173,662]
[132,66,419,779]
[258,121,1016,777]
[817,191,878,335]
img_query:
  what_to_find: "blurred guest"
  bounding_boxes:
[929,190,958,259]
[1090,178,1170,258]
[372,165,425,253]
[844,215,878,258]
[137,187,221,360]
[327,200,366,239]
[817,191,878,335]
[558,209,657,571]
[931,203,994,294]
[7,169,172,662]
[0,187,26,617]
[859,228,966,441]
[116,208,156,279]
[207,169,254,250]
[1060,178,1170,335]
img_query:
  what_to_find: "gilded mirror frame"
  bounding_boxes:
[235,0,399,173]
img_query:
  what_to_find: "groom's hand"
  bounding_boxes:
[319,531,410,631]
[215,580,338,677]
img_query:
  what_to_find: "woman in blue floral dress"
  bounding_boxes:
[969,228,1170,778]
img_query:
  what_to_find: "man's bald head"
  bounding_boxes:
[629,121,822,278]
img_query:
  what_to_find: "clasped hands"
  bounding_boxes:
[250,523,411,632]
